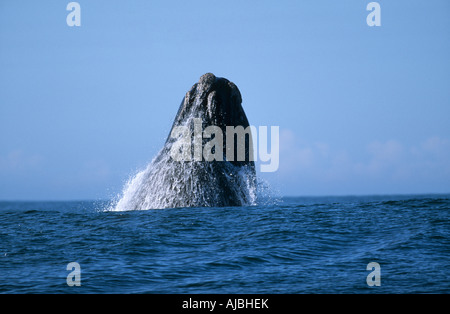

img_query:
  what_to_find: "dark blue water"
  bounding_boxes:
[1,194,449,293]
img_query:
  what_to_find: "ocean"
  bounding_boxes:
[0,194,449,294]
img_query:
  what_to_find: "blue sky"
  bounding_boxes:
[0,0,449,200]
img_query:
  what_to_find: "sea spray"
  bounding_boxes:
[111,150,258,211]
[110,158,278,211]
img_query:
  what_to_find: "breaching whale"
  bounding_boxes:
[113,73,256,210]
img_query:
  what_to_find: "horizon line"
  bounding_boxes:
[0,192,449,203]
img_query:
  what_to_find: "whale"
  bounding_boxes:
[113,73,257,210]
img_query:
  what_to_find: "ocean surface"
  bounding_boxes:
[0,194,449,294]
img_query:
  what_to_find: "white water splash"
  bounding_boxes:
[109,147,261,211]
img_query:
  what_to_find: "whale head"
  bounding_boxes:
[171,73,247,127]
[167,73,254,166]
[114,73,257,210]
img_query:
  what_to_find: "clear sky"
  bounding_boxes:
[1,1,449,200]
